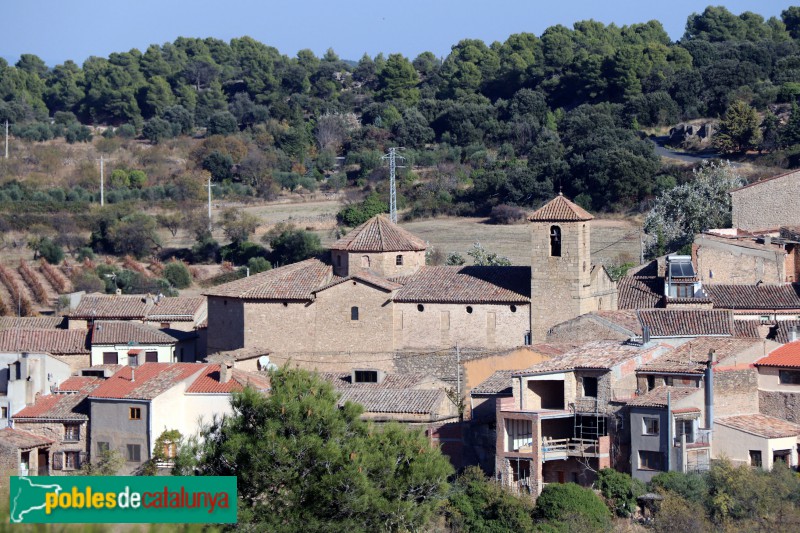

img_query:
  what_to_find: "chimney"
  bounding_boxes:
[790,325,799,343]
[764,236,772,246]
[130,368,135,382]
[705,350,715,430]
[642,326,650,345]
[220,363,232,384]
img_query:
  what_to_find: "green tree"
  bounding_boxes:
[265,225,322,266]
[142,117,174,144]
[714,100,762,153]
[446,466,534,531]
[781,102,800,148]
[337,193,388,227]
[163,260,192,289]
[247,256,272,274]
[596,468,644,517]
[467,242,511,266]
[377,54,420,106]
[80,449,125,476]
[188,368,453,531]
[220,208,260,244]
[207,110,238,135]
[107,213,161,258]
[534,483,611,532]
[36,237,64,265]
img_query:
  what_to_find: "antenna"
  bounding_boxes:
[381,147,405,223]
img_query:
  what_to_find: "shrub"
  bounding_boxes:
[38,237,64,264]
[117,124,137,138]
[247,257,272,274]
[163,260,192,289]
[596,468,644,517]
[534,483,611,532]
[206,111,238,136]
[337,193,388,227]
[489,204,526,225]
[446,466,534,531]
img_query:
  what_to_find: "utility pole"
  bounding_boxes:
[4,120,8,159]
[207,176,216,232]
[381,147,405,223]
[100,156,104,206]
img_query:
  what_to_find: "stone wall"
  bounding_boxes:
[731,170,800,231]
[14,420,88,475]
[206,296,245,353]
[546,315,631,343]
[759,390,800,423]
[694,235,787,284]
[715,368,759,416]
[335,250,426,278]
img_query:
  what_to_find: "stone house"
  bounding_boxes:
[68,294,207,332]
[87,362,269,474]
[0,351,72,427]
[731,169,800,231]
[204,196,618,364]
[494,340,670,496]
[89,321,197,366]
[755,340,800,423]
[10,375,101,475]
[0,427,52,476]
[694,231,800,285]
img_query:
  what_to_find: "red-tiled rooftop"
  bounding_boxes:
[0,316,66,329]
[704,284,800,310]
[330,215,427,252]
[639,337,762,374]
[14,378,101,420]
[638,309,734,337]
[617,276,663,310]
[145,297,205,321]
[71,294,151,319]
[315,271,403,294]
[514,341,660,375]
[338,389,447,415]
[186,364,271,393]
[626,386,702,408]
[716,413,800,439]
[392,266,530,303]
[0,329,89,355]
[0,427,53,449]
[755,341,800,368]
[90,363,204,400]
[528,194,594,222]
[92,321,179,345]
[203,259,332,300]
[55,376,101,392]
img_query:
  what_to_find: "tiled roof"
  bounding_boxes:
[755,342,800,368]
[0,316,66,329]
[593,310,643,336]
[639,337,761,374]
[734,320,762,339]
[528,194,594,222]
[186,364,271,393]
[13,378,100,420]
[638,309,734,337]
[331,215,427,252]
[704,284,800,310]
[315,271,403,294]
[716,413,800,439]
[626,386,701,407]
[145,297,205,321]
[56,376,102,392]
[772,321,800,344]
[0,427,53,449]
[90,363,204,400]
[618,276,663,310]
[0,329,89,355]
[320,372,434,390]
[203,259,332,300]
[392,266,530,303]
[205,347,271,363]
[514,341,657,375]
[471,370,515,395]
[91,321,179,345]
[730,169,799,192]
[71,295,151,319]
[338,389,446,415]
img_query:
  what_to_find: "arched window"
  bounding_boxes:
[361,255,370,268]
[351,306,359,321]
[550,226,562,257]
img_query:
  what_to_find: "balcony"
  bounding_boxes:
[674,428,711,449]
[542,438,602,460]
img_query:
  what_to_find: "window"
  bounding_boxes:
[643,417,659,435]
[510,305,517,313]
[675,419,694,443]
[64,451,80,470]
[647,375,656,391]
[102,352,118,365]
[145,351,158,363]
[639,451,663,471]
[396,254,403,266]
[779,370,800,384]
[361,255,370,268]
[582,377,598,398]
[126,444,141,462]
[417,304,424,312]
[129,407,142,420]
[354,370,378,383]
[1,406,7,419]
[750,450,762,468]
[64,424,80,442]
[351,306,359,321]
[550,226,561,257]
[97,442,109,454]
[129,353,139,368]
[760,315,771,324]
[675,284,694,298]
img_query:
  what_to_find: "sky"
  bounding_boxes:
[1,0,792,67]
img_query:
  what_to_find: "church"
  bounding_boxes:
[204,194,617,358]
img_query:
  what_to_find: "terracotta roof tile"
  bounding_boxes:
[704,284,800,310]
[639,337,761,374]
[145,297,205,321]
[734,320,762,339]
[716,413,800,439]
[755,341,800,368]
[91,321,179,345]
[331,215,427,252]
[471,370,515,395]
[392,266,530,303]
[618,276,664,310]
[0,316,66,329]
[0,329,89,355]
[71,295,151,319]
[90,363,204,400]
[320,372,433,390]
[338,389,446,415]
[638,309,734,337]
[315,271,403,294]
[14,378,100,420]
[528,194,594,222]
[203,259,332,300]
[772,321,800,344]
[626,386,701,407]
[0,427,53,449]
[593,310,643,336]
[186,364,271,393]
[514,341,659,375]
[56,376,102,392]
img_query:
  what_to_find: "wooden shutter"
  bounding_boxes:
[52,451,63,470]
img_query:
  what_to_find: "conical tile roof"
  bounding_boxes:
[331,215,427,252]
[528,194,594,222]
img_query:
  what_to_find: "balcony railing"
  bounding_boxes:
[542,438,601,459]
[674,429,711,448]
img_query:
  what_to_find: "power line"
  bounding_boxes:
[381,147,405,223]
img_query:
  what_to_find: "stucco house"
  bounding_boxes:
[0,351,72,427]
[68,294,207,332]
[89,321,197,366]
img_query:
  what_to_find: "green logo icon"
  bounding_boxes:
[9,476,237,524]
